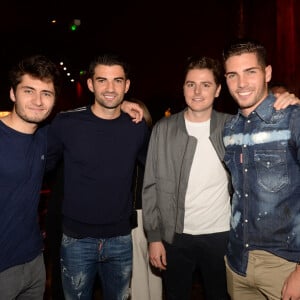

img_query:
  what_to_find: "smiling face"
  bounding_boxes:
[224,52,272,116]
[184,68,221,121]
[10,74,55,125]
[87,64,130,116]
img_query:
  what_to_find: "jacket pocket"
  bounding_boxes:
[156,178,176,226]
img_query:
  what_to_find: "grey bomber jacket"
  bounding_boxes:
[142,109,232,244]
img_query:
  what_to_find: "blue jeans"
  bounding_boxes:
[61,233,132,300]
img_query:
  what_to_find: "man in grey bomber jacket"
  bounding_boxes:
[142,56,232,300]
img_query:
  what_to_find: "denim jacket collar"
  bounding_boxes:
[231,93,277,129]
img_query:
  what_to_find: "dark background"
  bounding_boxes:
[0,0,299,122]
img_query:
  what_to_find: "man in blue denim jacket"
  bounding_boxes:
[223,39,300,300]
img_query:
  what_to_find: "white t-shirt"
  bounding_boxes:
[183,119,230,234]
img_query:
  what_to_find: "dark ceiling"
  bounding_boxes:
[1,0,240,113]
[0,0,283,120]
[1,0,236,62]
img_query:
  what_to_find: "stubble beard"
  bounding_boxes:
[97,97,123,110]
[15,105,51,124]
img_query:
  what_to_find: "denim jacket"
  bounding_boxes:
[223,94,300,276]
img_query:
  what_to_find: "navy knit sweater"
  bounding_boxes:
[0,122,46,272]
[46,106,149,238]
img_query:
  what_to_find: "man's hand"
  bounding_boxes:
[281,265,300,300]
[121,100,143,123]
[273,92,300,110]
[149,241,167,270]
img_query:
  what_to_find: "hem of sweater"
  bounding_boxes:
[0,250,42,273]
[63,216,131,238]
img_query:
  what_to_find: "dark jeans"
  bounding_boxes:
[163,232,230,300]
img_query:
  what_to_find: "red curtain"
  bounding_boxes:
[276,0,297,92]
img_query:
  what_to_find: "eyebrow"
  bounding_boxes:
[225,66,260,76]
[185,80,213,84]
[95,76,125,80]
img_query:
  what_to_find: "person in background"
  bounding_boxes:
[222,38,300,300]
[165,107,172,117]
[46,52,150,300]
[269,81,289,95]
[129,98,163,300]
[0,54,61,299]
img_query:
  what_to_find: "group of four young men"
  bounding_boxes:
[1,39,300,300]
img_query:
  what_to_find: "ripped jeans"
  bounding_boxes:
[61,233,132,300]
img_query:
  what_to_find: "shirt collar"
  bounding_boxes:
[253,93,276,123]
[234,93,276,124]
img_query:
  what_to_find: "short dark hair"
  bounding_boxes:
[184,56,222,86]
[222,38,268,68]
[9,54,62,98]
[88,52,131,79]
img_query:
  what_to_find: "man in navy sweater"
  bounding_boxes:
[47,52,150,299]
[0,54,61,299]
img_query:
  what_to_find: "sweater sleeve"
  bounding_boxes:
[46,115,64,172]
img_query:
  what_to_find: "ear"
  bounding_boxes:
[265,65,272,83]
[124,79,130,94]
[215,84,222,98]
[87,78,94,93]
[9,88,16,103]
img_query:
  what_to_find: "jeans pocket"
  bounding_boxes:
[61,233,77,246]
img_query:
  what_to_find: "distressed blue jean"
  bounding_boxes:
[61,233,132,300]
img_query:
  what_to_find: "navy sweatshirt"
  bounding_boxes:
[46,106,149,238]
[0,122,46,272]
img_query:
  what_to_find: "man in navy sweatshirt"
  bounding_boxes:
[0,54,61,299]
[46,52,150,300]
